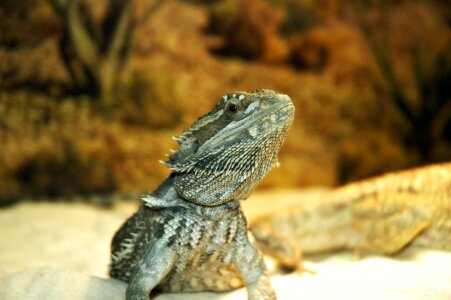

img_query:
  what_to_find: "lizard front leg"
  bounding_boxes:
[126,242,176,300]
[234,231,277,300]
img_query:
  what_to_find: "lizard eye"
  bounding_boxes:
[227,103,238,113]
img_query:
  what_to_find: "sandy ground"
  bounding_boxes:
[1,189,450,299]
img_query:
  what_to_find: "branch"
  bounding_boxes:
[48,0,69,15]
[78,1,103,47]
[429,43,451,115]
[106,0,133,61]
[432,99,451,141]
[66,0,100,76]
[367,29,418,129]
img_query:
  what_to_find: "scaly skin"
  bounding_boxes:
[251,163,451,269]
[109,90,295,300]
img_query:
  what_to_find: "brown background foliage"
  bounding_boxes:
[0,0,450,204]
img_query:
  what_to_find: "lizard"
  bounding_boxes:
[109,89,295,300]
[251,163,451,270]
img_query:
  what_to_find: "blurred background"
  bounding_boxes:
[1,0,450,205]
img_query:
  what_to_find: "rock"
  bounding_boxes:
[0,268,243,300]
[0,268,126,300]
[0,201,137,277]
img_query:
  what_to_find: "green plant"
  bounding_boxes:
[47,0,165,103]
[356,2,451,161]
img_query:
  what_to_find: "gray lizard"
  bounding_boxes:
[109,89,295,300]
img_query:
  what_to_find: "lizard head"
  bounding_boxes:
[165,89,295,206]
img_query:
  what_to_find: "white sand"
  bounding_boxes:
[1,191,450,299]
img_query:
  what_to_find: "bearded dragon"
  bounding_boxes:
[109,90,295,300]
[251,163,451,270]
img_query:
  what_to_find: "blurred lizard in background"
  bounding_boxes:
[251,163,451,270]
